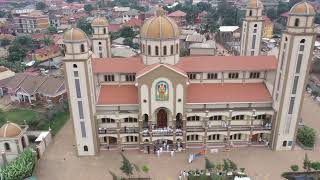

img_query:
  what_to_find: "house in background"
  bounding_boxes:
[0,66,14,96]
[168,10,186,26]
[189,40,216,56]
[262,16,274,39]
[3,73,66,105]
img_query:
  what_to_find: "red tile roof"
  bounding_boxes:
[98,85,138,105]
[123,18,143,27]
[187,83,272,104]
[176,56,277,72]
[168,10,187,17]
[108,24,122,32]
[92,58,145,73]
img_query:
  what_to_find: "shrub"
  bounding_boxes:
[297,126,316,148]
[0,148,36,180]
[311,162,320,170]
[291,165,299,172]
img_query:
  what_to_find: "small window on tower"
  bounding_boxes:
[254,24,257,28]
[103,28,106,34]
[294,18,300,27]
[155,46,159,55]
[99,42,102,45]
[80,44,85,53]
[148,45,151,55]
[249,10,252,16]
[163,46,167,55]
[170,45,174,55]
[300,39,305,44]
[73,64,78,68]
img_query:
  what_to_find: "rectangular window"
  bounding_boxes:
[99,52,103,58]
[249,72,260,79]
[209,115,222,121]
[288,97,295,115]
[277,73,282,91]
[99,46,102,50]
[102,118,115,123]
[188,73,197,80]
[292,76,299,94]
[104,74,115,82]
[253,29,257,33]
[299,45,304,51]
[125,74,136,82]
[80,121,86,137]
[228,72,239,79]
[280,51,285,70]
[251,35,256,49]
[75,79,81,98]
[78,101,84,119]
[251,51,254,56]
[232,115,245,120]
[207,73,218,79]
[187,116,200,121]
[74,71,79,77]
[124,117,138,123]
[296,54,303,74]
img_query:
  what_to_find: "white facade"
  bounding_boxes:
[272,8,316,150]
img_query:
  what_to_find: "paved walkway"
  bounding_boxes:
[34,94,320,180]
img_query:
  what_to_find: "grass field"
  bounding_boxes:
[0,107,69,135]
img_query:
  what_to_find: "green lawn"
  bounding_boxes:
[0,107,69,136]
[0,108,38,127]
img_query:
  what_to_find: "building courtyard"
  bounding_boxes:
[34,94,320,180]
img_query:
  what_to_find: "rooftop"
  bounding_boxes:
[187,83,272,104]
[98,85,138,105]
[92,58,145,74]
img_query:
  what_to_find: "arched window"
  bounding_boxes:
[163,46,167,55]
[155,46,159,55]
[103,28,106,34]
[170,45,174,55]
[142,44,145,53]
[73,64,77,68]
[282,141,287,147]
[294,18,300,27]
[4,142,10,151]
[80,44,85,53]
[148,45,151,55]
[99,42,102,45]
[176,44,179,54]
[285,37,288,41]
[249,10,252,16]
[84,145,88,152]
[254,24,257,28]
[300,39,305,44]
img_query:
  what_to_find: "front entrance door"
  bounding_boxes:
[157,109,167,128]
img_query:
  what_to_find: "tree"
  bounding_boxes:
[120,27,136,38]
[77,18,93,35]
[291,165,299,172]
[41,38,53,46]
[36,2,46,10]
[180,47,189,57]
[303,153,311,172]
[8,44,27,62]
[119,153,133,177]
[223,159,230,172]
[228,159,238,171]
[277,1,290,17]
[13,35,32,48]
[47,25,58,34]
[205,157,215,172]
[266,8,277,21]
[297,126,316,148]
[141,164,149,174]
[84,4,93,13]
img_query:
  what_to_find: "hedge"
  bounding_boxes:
[0,148,36,180]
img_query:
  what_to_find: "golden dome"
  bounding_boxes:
[63,28,88,41]
[140,8,180,40]
[247,0,262,8]
[91,17,109,26]
[0,122,22,138]
[290,1,315,15]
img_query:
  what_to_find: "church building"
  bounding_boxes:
[62,1,316,156]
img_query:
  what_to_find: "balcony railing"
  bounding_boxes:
[186,126,204,132]
[98,128,117,134]
[119,127,139,134]
[142,128,183,137]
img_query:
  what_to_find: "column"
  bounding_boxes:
[172,117,176,149]
[249,109,256,146]
[182,116,187,150]
[139,119,143,151]
[226,110,233,146]
[117,119,121,150]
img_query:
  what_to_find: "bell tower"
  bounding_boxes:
[63,28,98,156]
[240,0,263,56]
[91,17,111,58]
[271,2,316,151]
